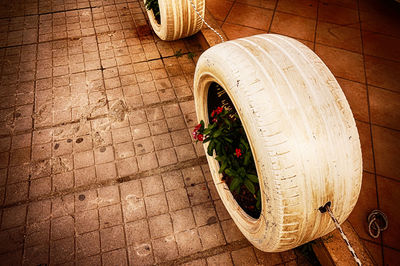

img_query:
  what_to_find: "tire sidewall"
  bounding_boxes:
[194,48,282,251]
[144,0,168,40]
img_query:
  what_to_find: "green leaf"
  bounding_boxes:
[225,168,236,177]
[235,186,241,194]
[256,194,261,210]
[223,118,231,127]
[215,156,223,162]
[174,49,183,58]
[203,129,209,135]
[213,129,223,138]
[247,174,259,183]
[243,151,251,166]
[229,178,241,191]
[216,142,222,156]
[223,137,233,143]
[256,190,261,210]
[219,161,228,173]
[187,52,195,60]
[203,137,210,143]
[240,137,249,149]
[238,167,246,177]
[244,179,255,194]
[207,142,215,156]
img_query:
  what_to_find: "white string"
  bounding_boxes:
[326,206,362,266]
[188,0,224,43]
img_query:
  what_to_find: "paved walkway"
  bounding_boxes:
[0,0,312,265]
[206,0,400,265]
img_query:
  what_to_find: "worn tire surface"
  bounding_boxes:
[145,0,205,41]
[194,34,362,252]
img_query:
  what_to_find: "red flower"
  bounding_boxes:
[212,118,217,123]
[235,148,242,158]
[211,106,223,117]
[193,123,203,140]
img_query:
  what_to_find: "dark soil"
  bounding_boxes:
[223,175,261,219]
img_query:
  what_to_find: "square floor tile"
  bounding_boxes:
[100,225,126,252]
[369,86,400,131]
[231,247,258,265]
[198,223,226,249]
[271,12,316,42]
[144,193,168,217]
[175,229,202,256]
[149,213,173,239]
[315,44,365,83]
[316,21,362,53]
[102,248,128,266]
[76,231,101,258]
[171,208,196,233]
[125,219,150,246]
[277,0,318,19]
[166,188,190,212]
[152,236,178,263]
[226,3,273,31]
[337,78,369,123]
[365,55,400,93]
[372,126,400,180]
[377,176,400,250]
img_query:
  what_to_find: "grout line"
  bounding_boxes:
[5,31,400,67]
[3,98,398,147]
[356,0,383,265]
[38,6,92,16]
[366,123,400,133]
[360,237,400,253]
[107,1,143,261]
[20,12,41,265]
[354,118,400,133]
[0,0,135,19]
[208,17,399,67]
[0,95,195,139]
[1,2,399,42]
[89,1,110,261]
[123,5,158,263]
[358,82,400,95]
[313,0,320,51]
[267,0,280,33]
[157,239,250,266]
[0,156,208,210]
[222,0,237,24]
[372,174,400,184]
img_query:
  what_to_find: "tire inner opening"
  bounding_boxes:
[207,82,261,219]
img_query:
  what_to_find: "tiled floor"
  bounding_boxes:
[206,0,400,265]
[0,0,314,265]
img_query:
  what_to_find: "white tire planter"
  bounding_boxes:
[194,34,362,252]
[145,0,205,41]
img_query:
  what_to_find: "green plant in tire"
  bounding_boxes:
[193,107,261,215]
[145,0,160,24]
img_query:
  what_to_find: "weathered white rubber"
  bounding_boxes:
[145,0,205,41]
[194,34,362,252]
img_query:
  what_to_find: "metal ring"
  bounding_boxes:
[367,210,388,231]
[368,217,380,239]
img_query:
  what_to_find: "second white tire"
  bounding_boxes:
[194,34,362,252]
[145,0,205,41]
